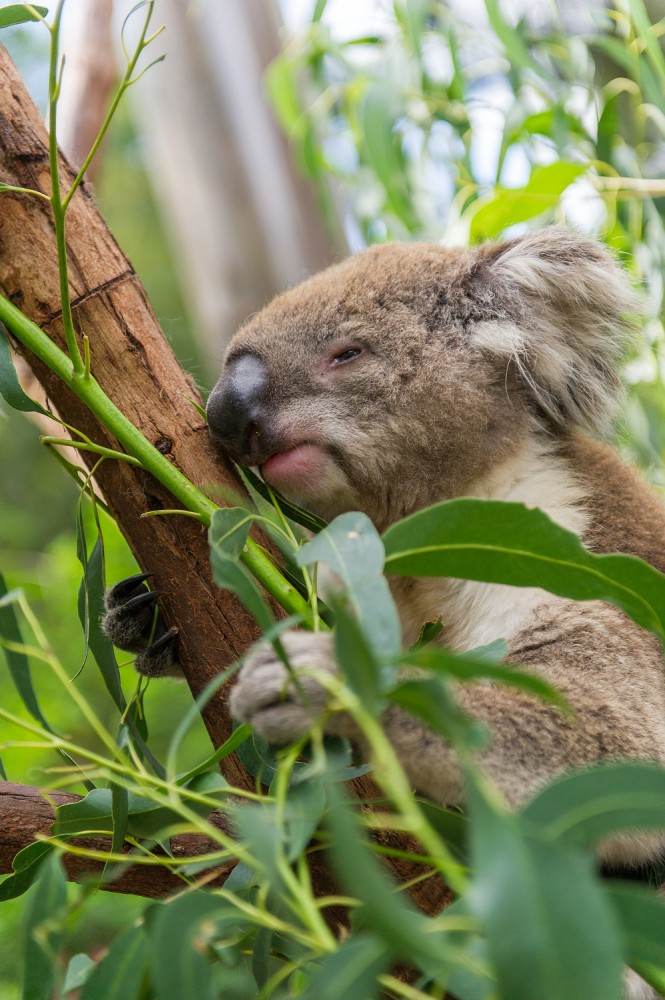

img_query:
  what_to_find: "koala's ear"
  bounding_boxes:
[470,227,642,433]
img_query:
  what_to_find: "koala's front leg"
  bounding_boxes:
[230,631,360,745]
[102,574,179,677]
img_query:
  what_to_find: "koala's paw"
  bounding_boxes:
[230,631,347,746]
[102,573,179,678]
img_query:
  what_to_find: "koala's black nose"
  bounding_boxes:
[206,353,270,464]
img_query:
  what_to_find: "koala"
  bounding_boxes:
[104,228,665,994]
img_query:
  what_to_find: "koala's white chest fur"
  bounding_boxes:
[393,438,590,652]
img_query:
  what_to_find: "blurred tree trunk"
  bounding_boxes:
[117,0,337,376]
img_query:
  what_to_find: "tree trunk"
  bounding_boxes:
[0,45,450,921]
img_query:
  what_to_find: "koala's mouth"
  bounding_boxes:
[261,443,331,493]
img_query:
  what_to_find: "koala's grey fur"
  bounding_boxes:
[212,228,664,997]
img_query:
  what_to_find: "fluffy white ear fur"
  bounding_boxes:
[472,227,642,433]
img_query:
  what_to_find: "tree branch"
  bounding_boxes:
[0,781,235,899]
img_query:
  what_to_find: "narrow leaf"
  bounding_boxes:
[466,771,623,1000]
[522,762,665,848]
[0,323,50,414]
[80,925,148,1000]
[383,499,665,641]
[23,852,67,1000]
[0,574,54,730]
[0,5,47,28]
[297,511,400,657]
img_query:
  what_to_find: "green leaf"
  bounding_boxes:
[53,780,227,842]
[0,842,53,902]
[325,785,451,980]
[230,802,287,895]
[625,0,665,87]
[484,0,541,75]
[357,82,419,230]
[301,933,388,1000]
[394,0,429,58]
[64,954,94,994]
[383,498,665,641]
[23,852,67,1000]
[75,514,125,712]
[466,772,624,1000]
[209,519,274,632]
[283,779,327,862]
[333,598,392,715]
[0,323,50,414]
[521,762,665,848]
[111,784,129,855]
[388,676,487,748]
[177,723,251,784]
[402,645,569,711]
[410,618,444,650]
[0,5,47,28]
[80,925,148,1000]
[148,893,244,1000]
[209,507,255,560]
[469,162,586,241]
[0,575,54,731]
[297,511,400,658]
[606,881,665,971]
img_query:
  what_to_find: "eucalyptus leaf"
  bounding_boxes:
[209,529,273,632]
[606,881,665,971]
[80,926,148,1000]
[402,645,568,711]
[75,513,125,712]
[383,499,665,641]
[0,842,53,902]
[301,933,388,1000]
[521,762,665,848]
[0,573,54,731]
[469,162,586,241]
[23,852,67,1000]
[0,4,47,28]
[209,507,255,560]
[466,771,623,1000]
[240,465,327,534]
[325,784,452,980]
[148,893,245,1000]
[297,511,400,658]
[388,676,487,749]
[0,322,50,414]
[63,953,94,994]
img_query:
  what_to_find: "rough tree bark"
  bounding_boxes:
[0,782,235,898]
[0,46,450,919]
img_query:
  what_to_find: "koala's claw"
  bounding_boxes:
[102,574,180,676]
[133,626,179,679]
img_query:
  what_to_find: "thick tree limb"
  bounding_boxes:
[0,781,235,899]
[0,44,274,783]
[0,45,450,920]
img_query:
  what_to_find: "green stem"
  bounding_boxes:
[47,0,83,374]
[0,293,314,625]
[41,437,143,467]
[62,2,162,211]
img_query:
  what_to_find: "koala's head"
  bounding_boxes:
[207,228,638,530]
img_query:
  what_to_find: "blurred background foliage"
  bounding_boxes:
[3,0,665,994]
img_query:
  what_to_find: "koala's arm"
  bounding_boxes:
[231,602,665,859]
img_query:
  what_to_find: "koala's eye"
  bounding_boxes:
[331,347,362,366]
